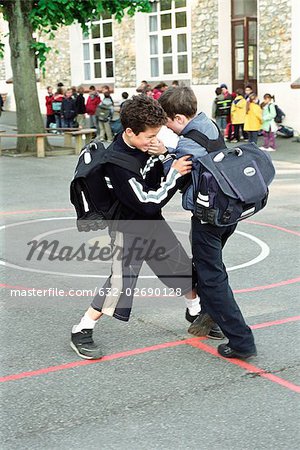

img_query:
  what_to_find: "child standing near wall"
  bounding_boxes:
[244,93,262,144]
[260,94,277,151]
[230,88,247,142]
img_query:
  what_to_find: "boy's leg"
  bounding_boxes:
[71,230,144,359]
[189,218,256,356]
[233,124,240,141]
[99,122,106,140]
[104,121,113,141]
[145,219,222,337]
[252,131,258,144]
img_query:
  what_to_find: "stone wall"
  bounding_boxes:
[191,0,219,85]
[259,0,291,82]
[113,16,136,88]
[40,27,71,89]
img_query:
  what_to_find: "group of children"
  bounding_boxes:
[70,88,257,363]
[45,84,129,141]
[212,84,278,151]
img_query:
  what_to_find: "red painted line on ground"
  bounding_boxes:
[233,276,300,293]
[1,316,300,386]
[186,340,300,394]
[251,315,300,330]
[245,220,300,237]
[0,338,204,383]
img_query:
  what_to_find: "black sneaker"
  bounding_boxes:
[218,343,257,359]
[185,308,199,323]
[185,309,224,340]
[188,313,215,336]
[70,329,103,360]
[207,324,225,340]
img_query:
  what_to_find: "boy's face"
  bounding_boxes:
[124,126,162,152]
[165,115,187,135]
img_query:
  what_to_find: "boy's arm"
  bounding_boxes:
[106,156,191,217]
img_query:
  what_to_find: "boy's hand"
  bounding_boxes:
[148,139,167,156]
[172,155,193,176]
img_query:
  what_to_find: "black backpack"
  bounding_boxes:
[183,127,275,227]
[274,104,285,124]
[215,97,232,117]
[70,140,141,232]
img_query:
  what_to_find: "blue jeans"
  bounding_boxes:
[215,116,227,132]
[248,131,258,144]
[62,118,75,128]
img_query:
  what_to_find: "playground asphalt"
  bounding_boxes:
[0,110,300,449]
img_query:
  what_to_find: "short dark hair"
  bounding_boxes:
[122,92,129,99]
[245,85,253,90]
[158,87,197,119]
[236,88,244,96]
[215,87,222,95]
[120,95,167,134]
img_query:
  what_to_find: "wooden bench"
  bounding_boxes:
[0,128,97,157]
[45,128,81,149]
[0,133,62,157]
[64,128,96,154]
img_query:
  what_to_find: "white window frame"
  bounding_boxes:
[82,15,114,83]
[148,0,191,80]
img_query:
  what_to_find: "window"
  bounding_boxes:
[148,0,189,78]
[232,0,257,17]
[82,14,114,81]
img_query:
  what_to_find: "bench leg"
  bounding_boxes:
[64,134,73,148]
[36,137,45,158]
[86,132,96,145]
[74,135,84,155]
[0,138,2,156]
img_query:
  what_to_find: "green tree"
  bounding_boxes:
[0,0,150,153]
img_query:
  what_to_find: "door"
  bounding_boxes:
[232,17,257,93]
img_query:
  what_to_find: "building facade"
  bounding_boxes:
[1,0,299,129]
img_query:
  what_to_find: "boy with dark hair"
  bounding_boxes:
[61,88,77,128]
[212,87,226,135]
[157,87,257,359]
[70,95,193,360]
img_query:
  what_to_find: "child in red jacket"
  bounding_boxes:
[86,85,101,134]
[45,86,55,129]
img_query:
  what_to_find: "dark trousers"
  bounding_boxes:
[91,220,193,321]
[233,123,247,141]
[46,114,55,128]
[248,131,258,144]
[191,217,255,353]
[62,118,75,128]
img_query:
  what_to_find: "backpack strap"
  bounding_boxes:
[108,151,142,175]
[100,141,142,175]
[183,121,226,153]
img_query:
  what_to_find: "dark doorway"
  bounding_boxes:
[231,0,257,94]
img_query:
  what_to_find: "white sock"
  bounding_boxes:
[72,312,98,333]
[185,296,201,316]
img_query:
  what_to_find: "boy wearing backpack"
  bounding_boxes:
[70,95,194,360]
[96,91,114,141]
[157,87,257,360]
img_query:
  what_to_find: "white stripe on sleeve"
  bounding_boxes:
[128,168,181,204]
